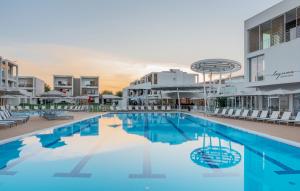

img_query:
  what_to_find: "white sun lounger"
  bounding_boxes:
[231,109,242,118]
[128,106,132,111]
[17,106,23,111]
[265,111,280,123]
[50,105,55,110]
[246,110,259,120]
[224,109,234,117]
[279,112,300,125]
[33,106,39,110]
[271,112,291,123]
[217,108,228,117]
[208,108,220,116]
[161,106,166,110]
[24,106,30,110]
[147,106,152,111]
[256,110,269,121]
[41,105,46,110]
[140,106,145,111]
[57,105,62,110]
[153,106,158,111]
[10,106,16,111]
[239,109,249,119]
[166,105,171,111]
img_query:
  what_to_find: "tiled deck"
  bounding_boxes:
[191,112,300,144]
[0,112,102,141]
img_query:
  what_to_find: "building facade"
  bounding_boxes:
[0,57,19,90]
[244,0,300,113]
[53,75,99,103]
[122,69,200,108]
[53,75,74,96]
[18,76,45,104]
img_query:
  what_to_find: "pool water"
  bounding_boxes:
[0,113,300,191]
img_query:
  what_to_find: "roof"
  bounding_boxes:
[191,59,241,74]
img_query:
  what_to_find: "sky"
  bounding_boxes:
[0,0,282,93]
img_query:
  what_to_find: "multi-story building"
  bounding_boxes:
[53,75,99,103]
[244,0,300,113]
[0,57,19,90]
[80,76,99,97]
[53,75,74,96]
[122,69,200,107]
[18,76,45,104]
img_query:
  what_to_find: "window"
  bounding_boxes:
[249,55,264,82]
[271,15,284,46]
[285,9,297,42]
[294,94,300,114]
[297,7,300,38]
[249,26,260,52]
[153,73,157,84]
[260,21,271,49]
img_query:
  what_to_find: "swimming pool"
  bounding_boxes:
[0,112,299,191]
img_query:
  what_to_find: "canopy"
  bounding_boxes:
[191,59,241,74]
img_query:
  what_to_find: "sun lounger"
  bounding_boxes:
[128,106,132,111]
[0,120,16,128]
[33,106,39,110]
[231,109,242,118]
[166,105,171,111]
[153,106,158,111]
[239,109,249,119]
[57,105,62,110]
[271,112,291,123]
[110,106,115,111]
[256,110,269,121]
[41,105,46,110]
[207,108,220,116]
[246,110,259,120]
[279,112,300,125]
[265,111,280,123]
[24,106,30,110]
[216,108,228,117]
[140,106,145,111]
[50,105,55,110]
[17,106,23,111]
[161,106,166,110]
[147,106,152,111]
[0,111,26,124]
[224,109,234,117]
[10,106,16,111]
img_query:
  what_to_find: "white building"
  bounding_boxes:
[122,69,200,108]
[243,0,300,113]
[80,76,99,103]
[53,75,74,96]
[53,75,99,103]
[0,57,19,90]
[18,76,45,104]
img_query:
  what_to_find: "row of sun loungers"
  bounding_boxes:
[9,105,89,112]
[209,108,300,125]
[109,105,172,111]
[0,109,30,128]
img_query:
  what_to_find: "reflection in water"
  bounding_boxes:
[190,133,241,169]
[128,114,166,179]
[36,118,99,149]
[0,140,24,170]
[118,113,203,145]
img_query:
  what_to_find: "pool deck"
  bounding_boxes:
[0,112,102,141]
[190,112,300,144]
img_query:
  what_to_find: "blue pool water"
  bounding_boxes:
[0,112,300,191]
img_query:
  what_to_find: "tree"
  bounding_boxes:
[115,91,123,97]
[102,90,113,95]
[44,83,51,92]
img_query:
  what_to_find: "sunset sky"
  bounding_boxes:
[0,0,281,93]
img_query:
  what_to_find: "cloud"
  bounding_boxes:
[0,43,181,92]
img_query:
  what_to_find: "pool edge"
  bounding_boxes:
[0,113,107,145]
[184,112,300,149]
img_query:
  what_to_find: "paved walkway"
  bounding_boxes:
[0,112,102,141]
[190,112,300,144]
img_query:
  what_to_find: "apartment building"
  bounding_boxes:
[53,75,74,96]
[53,75,99,103]
[0,57,19,90]
[18,76,45,104]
